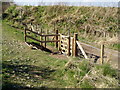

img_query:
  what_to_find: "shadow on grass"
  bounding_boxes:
[2,82,47,90]
[27,42,53,53]
[2,61,56,89]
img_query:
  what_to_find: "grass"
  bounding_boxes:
[2,20,119,89]
[111,44,120,51]
[80,80,95,88]
[95,64,117,77]
[2,21,66,88]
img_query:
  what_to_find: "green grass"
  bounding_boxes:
[80,80,95,88]
[2,21,66,88]
[2,21,118,89]
[111,44,120,51]
[95,64,117,77]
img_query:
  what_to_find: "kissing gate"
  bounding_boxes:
[24,27,88,58]
[59,33,78,56]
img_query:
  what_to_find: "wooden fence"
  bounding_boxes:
[24,27,105,64]
[24,28,60,48]
[24,28,89,58]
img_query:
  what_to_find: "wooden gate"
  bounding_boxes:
[24,28,59,48]
[24,26,88,59]
[59,34,70,55]
[59,34,76,56]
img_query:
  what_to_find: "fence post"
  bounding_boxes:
[71,37,74,56]
[40,28,43,46]
[46,29,49,41]
[58,34,61,51]
[45,36,46,48]
[55,30,58,48]
[68,36,70,56]
[73,33,78,57]
[24,27,27,42]
[100,44,104,64]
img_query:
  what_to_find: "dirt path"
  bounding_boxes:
[79,42,119,68]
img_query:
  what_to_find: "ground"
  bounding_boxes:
[2,21,69,89]
[2,21,119,89]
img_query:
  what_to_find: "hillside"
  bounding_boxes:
[3,5,119,51]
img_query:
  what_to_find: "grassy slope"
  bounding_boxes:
[4,5,118,32]
[3,5,119,51]
[2,21,67,88]
[2,21,119,89]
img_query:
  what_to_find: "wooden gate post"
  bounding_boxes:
[40,28,43,46]
[45,36,46,48]
[46,29,49,41]
[100,44,104,64]
[24,27,27,42]
[55,30,58,48]
[68,36,70,56]
[71,37,74,56]
[73,33,78,57]
[58,34,61,51]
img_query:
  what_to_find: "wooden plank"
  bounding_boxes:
[71,37,74,56]
[74,33,78,56]
[26,35,60,43]
[26,29,60,37]
[45,36,46,48]
[46,29,49,41]
[42,34,60,37]
[40,28,43,46]
[42,40,60,43]
[26,35,42,42]
[68,36,70,56]
[31,25,35,31]
[58,34,61,51]
[38,32,41,46]
[76,41,88,59]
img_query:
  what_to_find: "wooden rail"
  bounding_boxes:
[24,28,59,48]
[26,29,60,37]
[26,35,59,43]
[76,41,88,59]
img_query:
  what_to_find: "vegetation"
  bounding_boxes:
[2,4,119,89]
[4,5,118,32]
[3,5,119,51]
[2,21,119,89]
